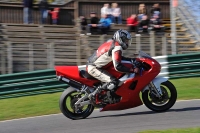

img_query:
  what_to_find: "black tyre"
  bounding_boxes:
[142,80,177,112]
[59,87,94,120]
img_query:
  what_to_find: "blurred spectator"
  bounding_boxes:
[150,3,161,17]
[138,15,150,33]
[111,3,122,24]
[23,0,33,24]
[49,8,59,25]
[80,16,87,31]
[86,12,99,35]
[101,3,112,21]
[98,14,112,34]
[39,0,49,24]
[149,14,165,33]
[101,3,109,15]
[127,14,138,33]
[137,4,147,21]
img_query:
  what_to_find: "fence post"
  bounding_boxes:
[82,35,93,57]
[7,42,13,74]
[47,42,55,68]
[0,43,6,74]
[135,34,141,52]
[162,34,167,55]
[150,31,155,56]
[76,37,81,65]
[75,18,81,35]
[100,35,105,44]
[29,43,34,71]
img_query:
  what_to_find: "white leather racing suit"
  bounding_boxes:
[87,39,134,83]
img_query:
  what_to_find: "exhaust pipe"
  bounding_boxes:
[57,76,82,89]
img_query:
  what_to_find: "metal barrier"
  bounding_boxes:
[168,52,200,79]
[0,69,68,99]
[0,52,200,99]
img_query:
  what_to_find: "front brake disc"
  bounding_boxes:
[150,87,169,104]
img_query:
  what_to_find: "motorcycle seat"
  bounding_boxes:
[79,70,96,80]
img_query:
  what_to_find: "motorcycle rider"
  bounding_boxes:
[87,29,140,100]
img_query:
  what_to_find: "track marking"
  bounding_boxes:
[0,113,61,123]
[0,99,200,123]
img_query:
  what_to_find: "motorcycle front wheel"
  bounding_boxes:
[59,87,94,120]
[142,80,177,112]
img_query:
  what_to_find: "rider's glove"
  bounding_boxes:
[133,60,142,68]
[130,67,139,73]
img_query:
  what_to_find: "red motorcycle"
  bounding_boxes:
[55,51,177,120]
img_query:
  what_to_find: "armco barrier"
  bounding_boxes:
[168,53,200,79]
[0,52,200,99]
[0,69,68,99]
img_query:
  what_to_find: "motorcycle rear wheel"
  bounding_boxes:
[59,87,94,120]
[142,80,177,112]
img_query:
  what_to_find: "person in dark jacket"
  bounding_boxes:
[138,15,150,33]
[23,0,33,24]
[86,12,99,35]
[149,14,165,33]
[39,0,49,24]
[150,3,161,18]
[80,16,87,31]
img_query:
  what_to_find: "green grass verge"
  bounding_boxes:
[0,77,200,121]
[0,92,62,121]
[170,77,200,100]
[139,127,200,133]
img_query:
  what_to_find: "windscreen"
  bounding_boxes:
[137,51,153,59]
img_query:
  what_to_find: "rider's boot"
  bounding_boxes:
[88,79,121,102]
[88,83,107,101]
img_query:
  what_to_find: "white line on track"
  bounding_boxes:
[0,99,200,123]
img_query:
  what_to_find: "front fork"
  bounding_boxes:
[148,81,163,99]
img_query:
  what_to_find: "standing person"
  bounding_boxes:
[23,0,33,24]
[111,3,122,24]
[101,3,109,16]
[150,3,161,18]
[137,4,147,21]
[49,8,59,25]
[101,3,112,21]
[39,0,49,24]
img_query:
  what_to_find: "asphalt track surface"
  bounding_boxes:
[0,100,200,133]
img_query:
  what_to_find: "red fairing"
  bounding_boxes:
[101,57,161,111]
[55,66,98,87]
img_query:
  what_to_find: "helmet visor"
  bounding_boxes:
[122,37,132,47]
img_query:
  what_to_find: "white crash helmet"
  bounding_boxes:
[113,29,132,50]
